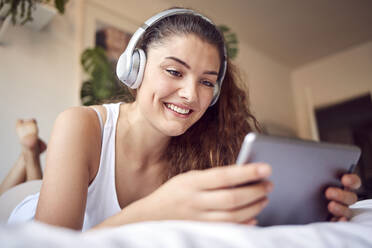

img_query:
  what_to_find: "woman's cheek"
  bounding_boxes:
[199,88,214,108]
[156,76,177,97]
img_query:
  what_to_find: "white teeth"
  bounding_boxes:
[166,103,190,115]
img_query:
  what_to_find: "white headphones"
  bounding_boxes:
[116,8,227,106]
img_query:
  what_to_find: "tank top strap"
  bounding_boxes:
[83,102,122,231]
[103,102,121,128]
[91,107,104,139]
[90,102,121,185]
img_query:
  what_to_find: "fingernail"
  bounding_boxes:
[333,204,340,212]
[330,190,338,198]
[344,176,353,185]
[258,164,271,176]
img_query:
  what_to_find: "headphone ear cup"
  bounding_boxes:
[125,49,139,88]
[131,49,146,89]
[116,51,129,85]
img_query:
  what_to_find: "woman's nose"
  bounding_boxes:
[178,79,198,103]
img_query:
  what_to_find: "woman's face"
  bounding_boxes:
[136,34,220,136]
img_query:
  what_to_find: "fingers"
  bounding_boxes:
[330,216,338,222]
[241,218,258,226]
[325,187,358,206]
[192,163,272,190]
[327,201,352,219]
[341,174,361,190]
[326,183,358,221]
[338,216,348,222]
[202,198,268,223]
[330,216,347,222]
[197,181,273,210]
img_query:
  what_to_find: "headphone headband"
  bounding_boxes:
[116,8,227,106]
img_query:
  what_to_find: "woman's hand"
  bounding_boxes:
[121,163,273,226]
[325,173,362,221]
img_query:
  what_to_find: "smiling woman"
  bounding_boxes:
[3,7,361,231]
[119,10,257,179]
[136,34,220,137]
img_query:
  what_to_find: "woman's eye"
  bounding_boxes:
[200,80,215,88]
[166,69,182,77]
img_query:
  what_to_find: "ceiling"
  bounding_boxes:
[163,0,372,68]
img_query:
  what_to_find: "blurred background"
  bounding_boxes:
[0,0,371,196]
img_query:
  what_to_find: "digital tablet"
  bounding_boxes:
[236,132,361,226]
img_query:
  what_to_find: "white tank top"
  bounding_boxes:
[8,103,122,231]
[83,102,122,230]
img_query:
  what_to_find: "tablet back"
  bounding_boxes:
[237,133,361,226]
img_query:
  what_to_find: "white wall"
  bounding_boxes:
[236,42,296,136]
[0,2,79,181]
[292,41,372,139]
[0,0,298,181]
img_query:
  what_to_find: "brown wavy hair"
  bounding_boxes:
[117,8,261,180]
[163,60,261,180]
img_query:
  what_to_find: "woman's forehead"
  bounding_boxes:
[147,34,220,70]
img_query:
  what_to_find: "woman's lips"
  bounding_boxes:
[164,102,193,117]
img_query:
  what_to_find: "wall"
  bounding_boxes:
[0,0,297,181]
[236,42,296,136]
[0,2,79,181]
[292,41,372,139]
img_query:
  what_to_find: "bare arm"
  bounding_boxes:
[35,107,272,230]
[35,107,102,230]
[93,163,273,229]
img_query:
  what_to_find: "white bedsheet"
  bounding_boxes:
[1,199,372,248]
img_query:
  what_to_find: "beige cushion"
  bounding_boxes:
[0,180,42,223]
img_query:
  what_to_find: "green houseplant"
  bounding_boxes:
[80,25,238,106]
[0,0,68,25]
[218,25,238,60]
[80,47,134,106]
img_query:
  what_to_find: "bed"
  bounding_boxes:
[1,199,372,248]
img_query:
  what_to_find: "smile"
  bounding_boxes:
[165,103,192,115]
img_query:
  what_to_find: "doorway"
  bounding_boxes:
[316,93,372,199]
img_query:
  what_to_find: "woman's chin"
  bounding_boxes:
[167,129,188,137]
[160,124,189,137]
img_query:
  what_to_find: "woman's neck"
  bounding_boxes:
[116,102,170,171]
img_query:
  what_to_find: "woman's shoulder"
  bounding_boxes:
[51,106,105,181]
[52,106,104,146]
[55,105,108,129]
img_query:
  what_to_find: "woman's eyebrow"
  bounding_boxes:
[165,56,218,76]
[165,56,190,69]
[203,70,218,76]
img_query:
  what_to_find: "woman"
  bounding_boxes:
[6,8,360,230]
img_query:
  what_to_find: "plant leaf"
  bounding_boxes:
[218,24,239,60]
[54,0,67,14]
[80,46,134,105]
